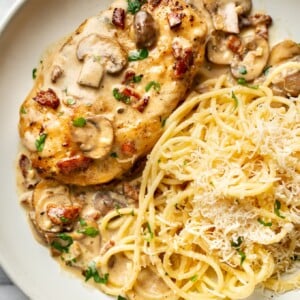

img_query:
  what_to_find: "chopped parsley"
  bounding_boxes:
[128,48,149,62]
[73,117,87,127]
[79,218,87,226]
[60,216,70,223]
[231,236,246,265]
[66,98,76,105]
[239,66,247,75]
[20,106,27,114]
[263,65,272,76]
[78,227,99,237]
[274,200,285,219]
[51,233,73,253]
[257,218,272,227]
[190,274,198,282]
[110,152,118,158]
[32,68,37,79]
[237,78,259,89]
[231,236,243,249]
[160,116,167,127]
[237,249,246,265]
[117,296,127,300]
[145,81,161,92]
[131,209,135,216]
[145,222,154,242]
[127,0,145,14]
[132,74,143,83]
[231,91,239,110]
[35,133,47,152]
[84,262,109,284]
[113,88,130,104]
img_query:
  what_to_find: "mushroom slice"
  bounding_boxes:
[76,34,127,88]
[203,0,252,34]
[231,31,269,81]
[268,40,300,66]
[206,31,236,65]
[33,180,81,233]
[71,115,114,160]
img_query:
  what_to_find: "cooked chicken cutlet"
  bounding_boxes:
[19,0,207,185]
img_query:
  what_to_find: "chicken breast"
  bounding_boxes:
[19,0,207,185]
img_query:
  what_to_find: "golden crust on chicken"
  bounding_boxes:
[19,0,207,185]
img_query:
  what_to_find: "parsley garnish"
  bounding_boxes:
[20,106,27,114]
[231,237,246,265]
[237,249,246,265]
[231,236,243,248]
[190,275,198,282]
[239,66,247,75]
[67,98,76,105]
[84,262,109,284]
[117,296,127,300]
[274,200,285,219]
[51,233,73,253]
[115,203,122,216]
[60,216,70,223]
[113,88,130,104]
[78,227,99,237]
[145,81,161,92]
[237,78,259,89]
[145,222,154,241]
[32,68,37,79]
[79,218,87,226]
[133,74,143,83]
[73,117,87,127]
[257,218,272,227]
[231,91,239,110]
[128,48,149,61]
[127,0,145,14]
[35,133,47,152]
[110,152,118,158]
[263,65,272,76]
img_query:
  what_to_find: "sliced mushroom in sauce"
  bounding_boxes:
[76,34,127,88]
[71,115,114,160]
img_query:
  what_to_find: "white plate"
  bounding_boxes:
[0,1,299,300]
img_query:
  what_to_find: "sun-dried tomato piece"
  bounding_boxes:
[57,155,92,174]
[112,8,125,29]
[227,35,242,54]
[33,88,60,109]
[173,48,193,78]
[47,204,81,225]
[121,141,137,156]
[132,96,149,113]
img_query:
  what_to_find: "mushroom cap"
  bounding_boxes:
[206,31,235,65]
[231,31,269,81]
[76,33,127,74]
[71,115,114,160]
[268,40,300,66]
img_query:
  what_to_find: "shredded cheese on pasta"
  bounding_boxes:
[95,63,300,299]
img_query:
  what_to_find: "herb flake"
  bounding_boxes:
[73,117,87,127]
[113,88,130,104]
[51,233,73,253]
[84,262,109,284]
[35,133,47,152]
[128,48,148,62]
[78,227,99,237]
[32,68,37,79]
[231,91,239,110]
[145,222,154,241]
[239,66,247,75]
[257,218,272,227]
[127,0,145,14]
[274,200,285,219]
[117,296,127,300]
[145,81,161,92]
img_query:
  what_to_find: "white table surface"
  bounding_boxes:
[0,2,29,299]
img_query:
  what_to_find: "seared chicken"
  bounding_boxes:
[19,0,207,185]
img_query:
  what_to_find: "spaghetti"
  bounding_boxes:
[96,62,300,299]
